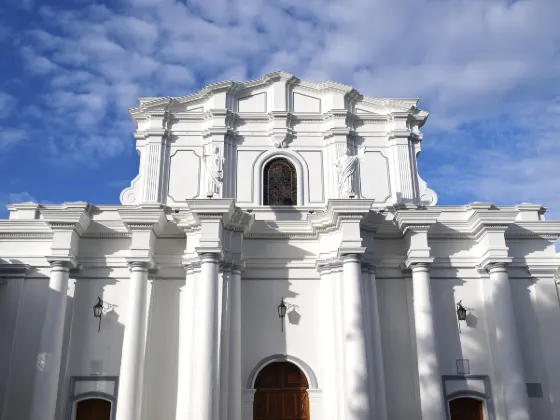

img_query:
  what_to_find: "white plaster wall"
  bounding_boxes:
[66,279,129,377]
[0,277,25,416]
[510,277,556,418]
[1,278,50,420]
[376,277,421,419]
[241,278,323,420]
[431,277,493,377]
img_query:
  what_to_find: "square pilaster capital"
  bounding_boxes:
[393,207,441,235]
[40,202,92,235]
[325,199,374,219]
[118,205,167,233]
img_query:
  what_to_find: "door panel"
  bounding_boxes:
[75,398,111,420]
[449,397,483,420]
[253,361,310,420]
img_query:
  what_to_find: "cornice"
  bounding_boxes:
[393,207,441,233]
[40,202,92,235]
[117,205,167,234]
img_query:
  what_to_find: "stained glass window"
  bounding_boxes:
[263,158,297,205]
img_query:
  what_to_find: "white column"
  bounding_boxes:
[29,261,70,420]
[319,264,338,420]
[411,263,445,420]
[367,267,387,420]
[175,265,196,419]
[487,263,530,420]
[228,267,242,420]
[219,266,231,420]
[333,266,345,420]
[341,254,370,420]
[115,262,149,420]
[190,253,220,420]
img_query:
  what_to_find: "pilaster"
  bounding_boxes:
[387,108,429,205]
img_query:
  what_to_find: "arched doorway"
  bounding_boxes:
[254,361,310,420]
[75,398,111,420]
[449,397,484,420]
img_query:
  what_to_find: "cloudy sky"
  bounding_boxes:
[0,0,559,220]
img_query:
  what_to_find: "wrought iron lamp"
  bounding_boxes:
[278,297,287,331]
[93,296,117,332]
[456,300,467,332]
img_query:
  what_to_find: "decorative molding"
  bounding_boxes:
[246,354,319,389]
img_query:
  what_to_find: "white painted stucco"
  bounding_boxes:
[1,72,560,420]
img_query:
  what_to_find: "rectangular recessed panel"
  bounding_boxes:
[456,359,470,375]
[526,383,543,398]
[238,92,267,113]
[293,92,321,113]
[168,149,201,202]
[360,150,391,202]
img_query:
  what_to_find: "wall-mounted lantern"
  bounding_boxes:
[93,296,117,332]
[456,300,467,333]
[277,297,300,332]
[278,297,287,331]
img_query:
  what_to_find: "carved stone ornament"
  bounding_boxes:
[269,129,293,148]
[335,147,365,197]
[205,147,225,198]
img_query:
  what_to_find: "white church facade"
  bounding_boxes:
[1,71,560,420]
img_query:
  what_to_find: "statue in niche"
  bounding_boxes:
[335,147,365,197]
[205,146,225,197]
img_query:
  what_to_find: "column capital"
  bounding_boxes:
[200,252,220,264]
[231,259,246,274]
[128,261,150,271]
[47,259,71,271]
[485,261,509,273]
[409,262,431,272]
[342,253,361,263]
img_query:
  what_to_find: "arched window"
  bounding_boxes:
[263,158,297,206]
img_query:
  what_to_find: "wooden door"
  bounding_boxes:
[254,361,310,420]
[75,398,111,420]
[449,397,483,420]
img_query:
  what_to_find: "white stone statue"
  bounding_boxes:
[335,147,365,197]
[205,147,225,197]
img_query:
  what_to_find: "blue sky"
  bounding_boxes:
[0,0,559,220]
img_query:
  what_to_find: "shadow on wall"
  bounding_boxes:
[60,272,124,420]
[0,263,128,420]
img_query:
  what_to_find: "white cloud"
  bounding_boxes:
[0,129,27,154]
[2,0,560,213]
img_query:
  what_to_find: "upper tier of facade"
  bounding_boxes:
[120,71,437,208]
